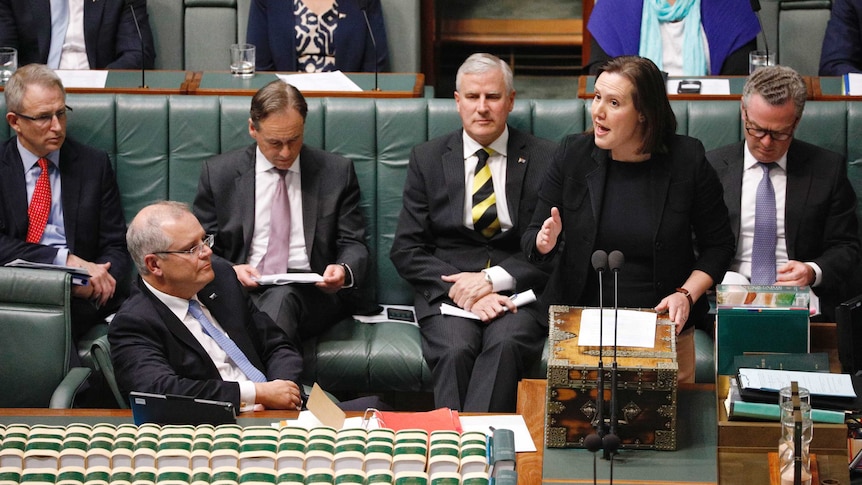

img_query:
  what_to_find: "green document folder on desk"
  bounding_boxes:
[715,285,810,375]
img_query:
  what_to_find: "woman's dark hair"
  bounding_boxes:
[597,56,677,154]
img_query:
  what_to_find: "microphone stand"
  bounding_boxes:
[127,0,147,88]
[359,3,380,91]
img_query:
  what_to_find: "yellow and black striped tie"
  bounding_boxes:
[472,148,501,238]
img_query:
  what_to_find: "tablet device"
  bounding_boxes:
[129,391,237,426]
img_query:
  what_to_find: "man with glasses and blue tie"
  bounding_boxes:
[109,201,305,411]
[707,65,861,321]
[0,64,130,345]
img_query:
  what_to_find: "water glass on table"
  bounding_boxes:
[749,50,776,74]
[0,47,16,84]
[230,43,255,78]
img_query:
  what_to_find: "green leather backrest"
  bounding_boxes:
[0,268,71,407]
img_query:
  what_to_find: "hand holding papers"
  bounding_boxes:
[254,273,324,285]
[439,290,536,320]
[5,258,91,286]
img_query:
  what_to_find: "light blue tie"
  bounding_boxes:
[48,0,69,69]
[751,163,777,285]
[187,299,267,383]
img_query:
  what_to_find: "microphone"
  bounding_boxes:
[590,250,609,441]
[584,433,603,485]
[602,433,621,485]
[126,0,147,88]
[750,0,770,57]
[605,250,624,463]
[357,0,380,92]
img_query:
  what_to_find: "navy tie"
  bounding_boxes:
[751,162,777,285]
[187,299,267,383]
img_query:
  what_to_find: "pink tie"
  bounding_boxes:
[259,169,291,275]
[26,158,51,243]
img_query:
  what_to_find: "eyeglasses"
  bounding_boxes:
[154,234,214,258]
[14,105,72,127]
[743,109,796,141]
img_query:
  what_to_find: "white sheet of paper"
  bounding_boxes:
[666,78,731,95]
[845,73,862,95]
[578,309,657,348]
[459,414,536,452]
[55,69,109,88]
[254,273,323,285]
[277,71,362,92]
[440,290,537,320]
[738,368,857,398]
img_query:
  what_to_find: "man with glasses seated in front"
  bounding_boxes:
[707,65,861,321]
[0,64,130,347]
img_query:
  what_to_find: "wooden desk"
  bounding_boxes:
[0,70,194,95]
[189,72,425,98]
[811,76,862,100]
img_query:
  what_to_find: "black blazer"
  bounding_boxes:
[0,136,130,299]
[524,133,735,328]
[0,0,155,69]
[707,140,861,316]
[108,257,304,408]
[390,127,559,322]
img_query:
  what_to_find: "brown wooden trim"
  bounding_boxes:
[439,19,583,47]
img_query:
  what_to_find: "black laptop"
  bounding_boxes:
[129,391,237,426]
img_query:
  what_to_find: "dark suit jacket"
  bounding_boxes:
[0,0,155,69]
[524,134,735,328]
[0,136,130,307]
[390,127,558,322]
[108,257,304,408]
[247,0,389,72]
[193,144,369,305]
[819,0,862,75]
[707,140,861,316]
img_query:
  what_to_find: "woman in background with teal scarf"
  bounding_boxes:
[586,0,760,76]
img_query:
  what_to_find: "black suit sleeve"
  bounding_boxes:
[103,0,155,69]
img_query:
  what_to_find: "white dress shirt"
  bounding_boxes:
[59,0,90,70]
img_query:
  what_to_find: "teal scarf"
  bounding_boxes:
[639,0,708,76]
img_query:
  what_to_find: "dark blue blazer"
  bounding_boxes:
[819,0,862,75]
[247,0,389,72]
[0,0,155,69]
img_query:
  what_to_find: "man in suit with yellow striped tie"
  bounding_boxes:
[390,53,558,412]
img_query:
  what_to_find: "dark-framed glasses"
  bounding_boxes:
[14,105,72,127]
[154,234,214,257]
[743,109,796,141]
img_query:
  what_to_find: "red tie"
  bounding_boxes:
[26,158,51,244]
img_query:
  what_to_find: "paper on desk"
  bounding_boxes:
[459,414,536,452]
[578,308,657,348]
[254,273,323,285]
[277,71,362,92]
[666,78,731,95]
[738,368,857,398]
[55,69,109,88]
[440,290,536,320]
[844,73,862,95]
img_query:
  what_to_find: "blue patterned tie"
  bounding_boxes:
[187,300,267,383]
[751,162,777,285]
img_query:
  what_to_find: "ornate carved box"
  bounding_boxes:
[545,306,679,450]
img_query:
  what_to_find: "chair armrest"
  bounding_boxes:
[49,367,91,409]
[91,335,128,409]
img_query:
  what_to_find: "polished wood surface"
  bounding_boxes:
[516,379,546,485]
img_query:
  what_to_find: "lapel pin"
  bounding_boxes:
[209,293,217,300]
[518,157,526,164]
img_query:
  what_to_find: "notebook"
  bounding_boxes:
[129,391,237,426]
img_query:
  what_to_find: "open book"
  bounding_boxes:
[5,258,90,286]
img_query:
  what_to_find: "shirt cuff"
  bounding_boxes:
[340,263,355,288]
[805,262,823,287]
[239,380,256,412]
[53,248,69,266]
[482,266,515,293]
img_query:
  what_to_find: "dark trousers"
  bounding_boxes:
[420,309,546,413]
[250,284,348,351]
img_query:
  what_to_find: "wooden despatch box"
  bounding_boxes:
[545,306,679,450]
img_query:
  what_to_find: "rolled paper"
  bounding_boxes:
[189,466,211,485]
[334,468,366,484]
[84,465,111,485]
[132,465,158,485]
[238,467,277,485]
[19,468,57,485]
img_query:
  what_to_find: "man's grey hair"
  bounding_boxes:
[742,65,807,119]
[4,64,65,114]
[127,201,192,275]
[455,53,514,95]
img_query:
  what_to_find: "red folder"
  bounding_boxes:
[375,407,462,433]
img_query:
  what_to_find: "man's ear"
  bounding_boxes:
[144,254,162,276]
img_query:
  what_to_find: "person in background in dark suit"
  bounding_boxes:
[707,65,861,321]
[193,80,370,355]
[0,0,155,69]
[109,201,305,411]
[390,53,558,413]
[0,64,130,344]
[819,0,862,76]
[524,56,735,382]
[247,0,389,73]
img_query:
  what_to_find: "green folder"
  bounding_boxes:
[716,308,809,375]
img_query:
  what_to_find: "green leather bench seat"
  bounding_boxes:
[1,96,859,394]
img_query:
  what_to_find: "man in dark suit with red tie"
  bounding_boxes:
[109,201,305,411]
[0,64,130,343]
[390,53,558,413]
